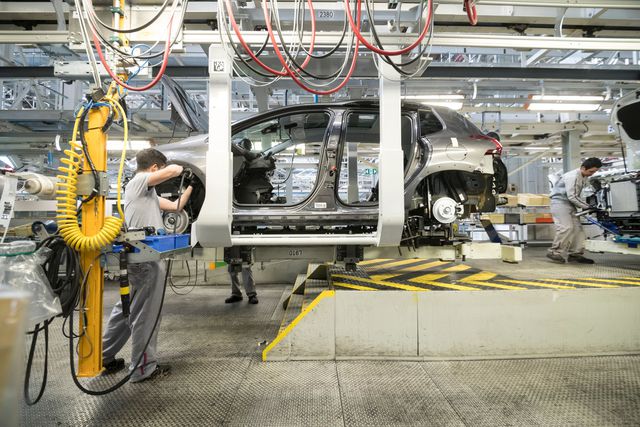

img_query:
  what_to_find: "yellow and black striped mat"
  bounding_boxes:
[330,258,640,292]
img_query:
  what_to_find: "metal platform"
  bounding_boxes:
[263,258,640,361]
[21,285,640,427]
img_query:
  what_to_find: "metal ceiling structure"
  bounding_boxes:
[0,0,639,168]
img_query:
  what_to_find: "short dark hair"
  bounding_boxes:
[136,148,167,171]
[581,157,602,169]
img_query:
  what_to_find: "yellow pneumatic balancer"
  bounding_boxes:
[56,91,129,251]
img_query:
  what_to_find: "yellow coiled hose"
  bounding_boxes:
[56,97,128,252]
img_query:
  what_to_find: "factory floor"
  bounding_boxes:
[20,247,640,426]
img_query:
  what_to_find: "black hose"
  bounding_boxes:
[68,259,173,395]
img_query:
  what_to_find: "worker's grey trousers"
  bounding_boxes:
[103,260,166,382]
[548,200,586,259]
[229,265,256,297]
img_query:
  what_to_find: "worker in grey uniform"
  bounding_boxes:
[102,148,195,382]
[225,264,258,304]
[547,157,602,264]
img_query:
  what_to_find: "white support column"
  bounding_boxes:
[376,60,405,247]
[193,45,233,247]
[561,129,581,172]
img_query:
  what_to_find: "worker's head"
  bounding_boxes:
[136,148,168,172]
[580,157,602,177]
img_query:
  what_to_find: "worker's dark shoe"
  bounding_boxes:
[248,295,259,305]
[132,365,172,383]
[102,358,125,375]
[546,253,565,263]
[225,295,243,304]
[568,254,595,264]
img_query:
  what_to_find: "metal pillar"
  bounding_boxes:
[194,45,233,247]
[77,105,109,376]
[376,60,404,246]
[561,129,581,172]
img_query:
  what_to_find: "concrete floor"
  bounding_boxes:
[19,247,640,426]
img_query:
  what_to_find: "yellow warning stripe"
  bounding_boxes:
[582,278,640,286]
[539,278,618,288]
[498,279,574,290]
[399,260,451,272]
[461,280,526,291]
[369,274,401,281]
[332,281,377,291]
[263,290,335,361]
[441,264,472,272]
[369,258,425,269]
[621,277,640,281]
[358,258,394,266]
[460,271,497,282]
[332,274,427,291]
[412,273,449,281]
[409,276,479,291]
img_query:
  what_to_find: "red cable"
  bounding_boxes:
[90,17,173,91]
[343,0,432,56]
[223,0,316,76]
[465,0,478,26]
[262,0,361,95]
[223,0,286,76]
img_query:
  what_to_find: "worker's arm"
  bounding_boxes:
[565,171,590,209]
[147,164,183,187]
[159,186,194,212]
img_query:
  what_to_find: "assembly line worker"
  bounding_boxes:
[547,157,602,264]
[102,148,195,382]
[225,137,258,305]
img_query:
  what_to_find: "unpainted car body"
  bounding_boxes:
[157,101,507,243]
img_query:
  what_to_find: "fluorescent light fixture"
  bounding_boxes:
[527,95,604,112]
[402,95,464,111]
[107,140,151,152]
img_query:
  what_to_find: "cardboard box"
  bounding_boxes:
[499,194,518,207]
[521,213,553,223]
[480,213,505,224]
[517,193,550,207]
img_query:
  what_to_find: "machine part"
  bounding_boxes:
[163,210,190,234]
[118,251,131,318]
[75,172,109,197]
[9,173,59,199]
[432,197,459,224]
[0,175,18,243]
[336,245,364,271]
[31,221,59,240]
[53,60,109,80]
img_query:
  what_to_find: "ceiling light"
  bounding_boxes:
[402,95,464,111]
[0,155,15,168]
[403,94,465,100]
[107,140,151,152]
[527,95,604,112]
[420,101,464,111]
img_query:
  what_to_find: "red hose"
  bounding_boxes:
[465,0,478,26]
[223,0,316,76]
[262,0,361,95]
[91,17,173,91]
[343,0,432,56]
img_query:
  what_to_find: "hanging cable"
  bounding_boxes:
[464,0,478,26]
[343,0,432,56]
[261,0,362,95]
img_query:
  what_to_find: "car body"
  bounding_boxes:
[157,99,507,244]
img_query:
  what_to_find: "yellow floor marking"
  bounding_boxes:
[358,258,394,266]
[412,273,449,281]
[539,278,618,288]
[582,278,640,286]
[368,258,426,269]
[462,280,526,291]
[263,290,335,361]
[409,276,479,291]
[498,279,575,290]
[399,260,451,272]
[461,271,497,282]
[332,281,378,291]
[369,274,401,281]
[332,274,427,291]
[442,264,472,272]
[621,276,640,281]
